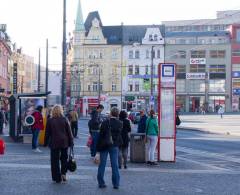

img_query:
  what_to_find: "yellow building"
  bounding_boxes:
[72,2,122,114]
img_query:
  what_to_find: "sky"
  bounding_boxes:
[0,0,239,70]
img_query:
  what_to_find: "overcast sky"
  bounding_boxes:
[0,0,239,70]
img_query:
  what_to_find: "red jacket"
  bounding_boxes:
[32,111,44,130]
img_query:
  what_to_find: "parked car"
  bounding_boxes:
[128,111,141,124]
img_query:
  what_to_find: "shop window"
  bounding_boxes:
[209,65,226,73]
[209,80,225,92]
[176,80,186,92]
[177,65,186,73]
[233,79,240,88]
[232,64,240,71]
[189,80,205,92]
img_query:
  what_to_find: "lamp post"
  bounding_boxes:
[38,48,41,92]
[45,39,49,107]
[150,45,154,109]
[62,0,67,107]
[98,64,101,104]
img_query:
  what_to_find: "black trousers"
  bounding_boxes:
[71,121,78,137]
[50,148,68,182]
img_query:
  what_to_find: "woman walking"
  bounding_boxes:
[146,110,159,165]
[118,110,131,169]
[44,105,74,183]
[96,107,123,189]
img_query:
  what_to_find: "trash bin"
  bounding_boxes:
[130,133,146,163]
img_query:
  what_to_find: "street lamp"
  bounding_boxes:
[150,45,155,110]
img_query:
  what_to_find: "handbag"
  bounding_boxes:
[0,139,5,155]
[86,136,93,147]
[176,115,181,126]
[67,146,77,172]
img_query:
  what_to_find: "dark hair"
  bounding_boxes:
[110,107,119,117]
[36,105,43,112]
[119,110,128,120]
[97,104,104,110]
[149,109,155,118]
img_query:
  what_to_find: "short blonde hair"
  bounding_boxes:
[51,105,64,118]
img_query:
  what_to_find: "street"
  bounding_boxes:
[0,119,240,195]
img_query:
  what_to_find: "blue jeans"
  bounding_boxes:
[97,147,120,187]
[90,131,99,157]
[32,128,40,149]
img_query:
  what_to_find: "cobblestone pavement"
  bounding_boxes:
[0,119,240,195]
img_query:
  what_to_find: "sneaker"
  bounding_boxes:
[35,148,42,153]
[61,175,67,183]
[99,184,107,189]
[113,186,119,189]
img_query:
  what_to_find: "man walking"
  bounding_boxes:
[88,104,104,157]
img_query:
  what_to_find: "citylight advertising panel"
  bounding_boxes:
[158,63,176,162]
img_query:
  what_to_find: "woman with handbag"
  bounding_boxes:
[96,107,123,189]
[44,105,74,183]
[146,110,159,165]
[118,110,131,169]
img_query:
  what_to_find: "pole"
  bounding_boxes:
[62,0,67,107]
[98,64,101,104]
[120,22,124,110]
[38,48,41,92]
[45,38,49,107]
[150,45,154,109]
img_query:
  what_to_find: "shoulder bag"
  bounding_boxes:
[67,146,77,172]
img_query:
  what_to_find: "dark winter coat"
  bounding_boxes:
[119,118,131,148]
[88,109,102,130]
[44,116,73,149]
[96,117,123,151]
[137,115,147,133]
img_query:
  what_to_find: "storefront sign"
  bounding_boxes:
[160,64,175,87]
[186,73,206,80]
[13,63,17,94]
[232,71,240,78]
[233,88,240,95]
[190,58,206,64]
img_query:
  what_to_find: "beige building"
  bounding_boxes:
[72,4,122,114]
[11,48,37,93]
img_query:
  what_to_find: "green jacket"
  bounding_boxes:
[145,117,159,136]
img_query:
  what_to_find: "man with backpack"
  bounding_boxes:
[88,104,104,157]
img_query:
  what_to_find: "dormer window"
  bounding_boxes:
[149,35,153,41]
[154,34,158,41]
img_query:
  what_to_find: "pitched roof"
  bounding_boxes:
[165,31,229,37]
[84,11,103,32]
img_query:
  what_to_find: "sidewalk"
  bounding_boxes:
[178,114,240,136]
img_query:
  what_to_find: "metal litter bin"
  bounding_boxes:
[130,133,146,163]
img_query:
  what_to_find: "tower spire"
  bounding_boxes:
[75,0,85,31]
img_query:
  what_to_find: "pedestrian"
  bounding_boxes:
[218,105,224,118]
[137,110,147,133]
[118,110,131,169]
[145,110,159,165]
[88,104,104,157]
[31,105,44,152]
[44,105,74,183]
[96,107,123,189]
[0,108,5,135]
[69,109,79,138]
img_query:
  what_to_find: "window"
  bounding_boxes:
[135,65,140,75]
[177,39,186,44]
[177,65,186,73]
[210,50,226,58]
[146,50,150,59]
[112,83,117,91]
[149,34,153,41]
[93,82,98,91]
[152,50,155,58]
[112,49,117,59]
[88,84,91,91]
[100,82,103,91]
[128,84,133,92]
[209,80,225,92]
[129,50,133,59]
[154,34,158,41]
[178,50,186,58]
[232,64,240,71]
[170,50,186,59]
[232,49,240,57]
[128,65,133,75]
[99,52,103,59]
[157,50,161,58]
[209,65,226,73]
[190,64,206,73]
[0,49,2,58]
[145,65,149,75]
[135,50,140,59]
[176,80,186,92]
[189,80,205,92]
[135,83,139,92]
[191,50,206,58]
